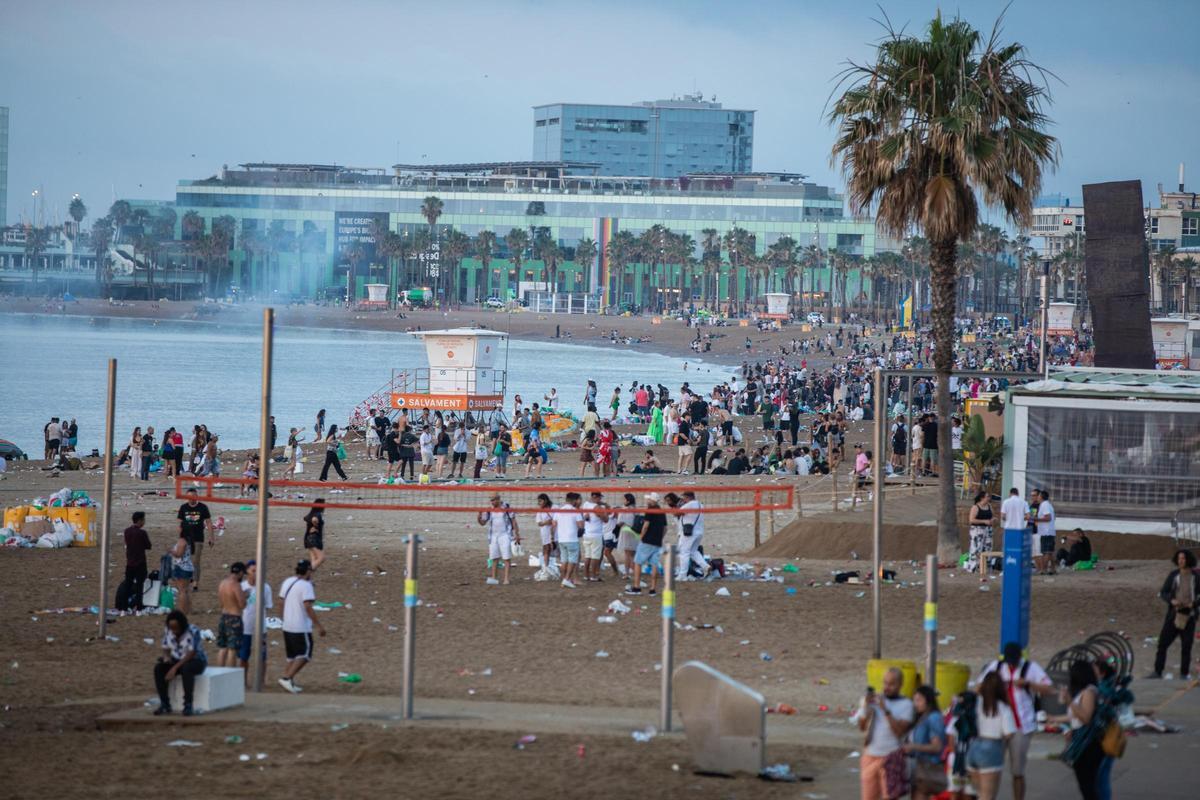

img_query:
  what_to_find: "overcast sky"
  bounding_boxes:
[2,0,1197,226]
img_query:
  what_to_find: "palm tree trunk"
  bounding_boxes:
[930,236,959,563]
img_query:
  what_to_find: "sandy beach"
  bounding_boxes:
[0,296,835,369]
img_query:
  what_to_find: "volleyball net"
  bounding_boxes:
[175,475,793,515]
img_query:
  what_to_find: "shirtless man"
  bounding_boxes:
[215,563,247,667]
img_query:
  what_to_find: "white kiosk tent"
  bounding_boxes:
[1003,367,1200,536]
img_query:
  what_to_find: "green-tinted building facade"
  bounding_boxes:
[174,162,877,307]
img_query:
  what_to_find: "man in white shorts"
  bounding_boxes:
[554,492,584,589]
[676,490,707,580]
[478,494,519,585]
[580,491,610,583]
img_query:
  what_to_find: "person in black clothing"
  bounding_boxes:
[269,416,277,452]
[726,448,750,475]
[688,396,709,426]
[1151,549,1197,679]
[920,415,939,476]
[628,493,668,596]
[786,401,801,445]
[373,411,390,460]
[123,511,152,612]
[384,423,403,481]
[319,425,348,481]
[1055,528,1092,567]
[177,488,213,591]
[304,502,327,571]
[139,427,155,480]
[691,422,709,475]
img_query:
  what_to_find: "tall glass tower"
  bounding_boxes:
[533,95,754,178]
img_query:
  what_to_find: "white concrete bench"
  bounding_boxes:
[169,666,245,712]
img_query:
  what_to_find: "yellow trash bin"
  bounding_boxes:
[66,507,98,547]
[866,659,918,697]
[3,506,28,531]
[936,661,971,698]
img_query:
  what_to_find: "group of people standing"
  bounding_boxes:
[477,490,707,593]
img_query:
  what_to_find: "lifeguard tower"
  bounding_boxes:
[761,292,791,321]
[389,328,507,412]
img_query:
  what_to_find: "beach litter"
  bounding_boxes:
[631,725,657,743]
[760,763,799,782]
[714,587,731,597]
[337,673,363,683]
[167,740,202,747]
[514,735,537,750]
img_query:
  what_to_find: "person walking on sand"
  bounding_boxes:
[451,421,469,479]
[303,501,326,571]
[315,409,326,441]
[318,425,348,481]
[278,559,325,694]
[176,488,213,592]
[479,493,519,585]
[215,562,247,667]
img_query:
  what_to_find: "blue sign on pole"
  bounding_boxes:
[999,528,1032,651]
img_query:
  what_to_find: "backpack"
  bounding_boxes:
[114,578,132,611]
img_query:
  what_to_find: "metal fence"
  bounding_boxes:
[1024,404,1200,520]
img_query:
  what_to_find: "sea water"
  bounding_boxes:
[0,314,731,453]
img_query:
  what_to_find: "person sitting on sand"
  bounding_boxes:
[632,450,663,474]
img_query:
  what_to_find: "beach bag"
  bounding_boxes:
[114,578,132,611]
[1101,720,1126,758]
[336,443,347,461]
[294,460,305,475]
[143,571,163,608]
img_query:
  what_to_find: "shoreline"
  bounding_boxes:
[0,297,806,370]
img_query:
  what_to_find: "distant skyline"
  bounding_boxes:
[1,0,1197,227]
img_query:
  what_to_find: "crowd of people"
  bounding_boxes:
[857,642,1133,800]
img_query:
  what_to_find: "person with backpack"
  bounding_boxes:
[976,642,1055,800]
[1053,660,1104,799]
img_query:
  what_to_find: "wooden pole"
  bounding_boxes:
[753,508,761,549]
[97,359,116,639]
[251,309,274,692]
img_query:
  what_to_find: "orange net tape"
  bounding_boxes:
[175,475,793,515]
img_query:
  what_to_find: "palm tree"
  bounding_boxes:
[90,216,113,293]
[442,229,471,303]
[420,196,443,232]
[504,228,529,301]
[722,226,752,314]
[475,230,496,299]
[672,233,697,307]
[574,236,598,296]
[1153,244,1177,312]
[68,197,87,273]
[700,228,721,308]
[108,200,132,231]
[605,230,637,308]
[830,11,1058,561]
[800,244,822,313]
[23,225,52,295]
[534,231,562,294]
[1176,256,1199,313]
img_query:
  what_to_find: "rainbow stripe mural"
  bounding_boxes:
[598,217,616,308]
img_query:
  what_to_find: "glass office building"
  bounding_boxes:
[533,96,753,178]
[0,107,9,227]
[174,161,875,305]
